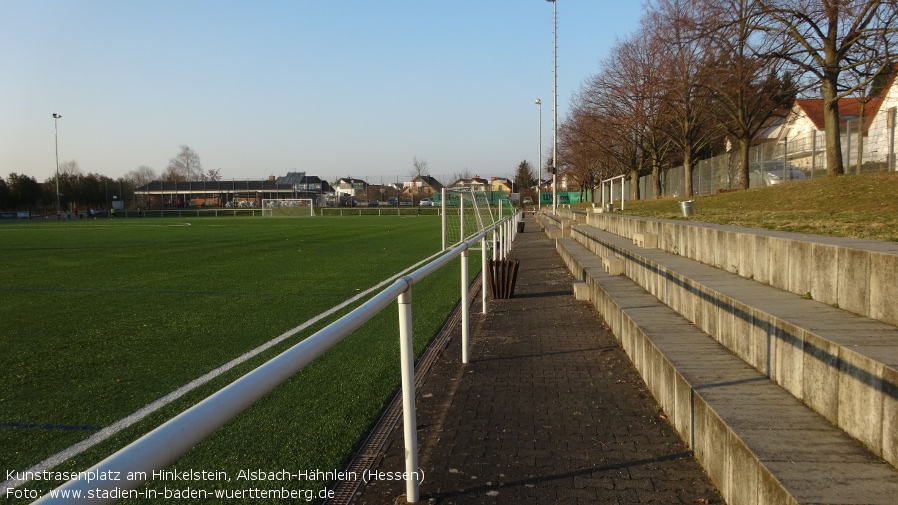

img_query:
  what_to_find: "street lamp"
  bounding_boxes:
[535,98,542,211]
[546,0,557,214]
[53,113,62,215]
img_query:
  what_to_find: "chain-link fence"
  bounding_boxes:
[628,125,897,200]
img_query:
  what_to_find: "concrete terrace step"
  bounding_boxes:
[579,211,898,329]
[535,213,564,239]
[568,223,898,473]
[555,236,898,505]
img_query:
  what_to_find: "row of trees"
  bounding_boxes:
[555,0,898,199]
[0,145,211,212]
[0,169,138,213]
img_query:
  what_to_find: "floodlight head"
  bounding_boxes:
[535,98,541,104]
[53,113,62,119]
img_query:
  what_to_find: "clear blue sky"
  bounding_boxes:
[1,1,645,185]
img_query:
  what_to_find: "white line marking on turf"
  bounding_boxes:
[0,250,444,492]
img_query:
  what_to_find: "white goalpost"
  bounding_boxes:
[261,199,316,217]
[441,188,503,250]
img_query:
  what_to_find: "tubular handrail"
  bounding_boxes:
[33,214,519,505]
[601,174,627,210]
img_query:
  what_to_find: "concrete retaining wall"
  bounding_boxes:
[577,212,898,329]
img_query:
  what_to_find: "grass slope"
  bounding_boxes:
[615,171,898,242]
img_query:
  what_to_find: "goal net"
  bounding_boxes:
[441,189,504,250]
[261,199,316,217]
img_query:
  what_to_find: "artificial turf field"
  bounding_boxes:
[0,215,475,503]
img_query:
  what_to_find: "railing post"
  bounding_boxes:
[481,235,488,314]
[499,221,508,260]
[397,289,419,502]
[504,220,511,257]
[511,212,516,242]
[504,221,510,257]
[512,213,517,242]
[461,248,469,364]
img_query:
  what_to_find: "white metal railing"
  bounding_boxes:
[32,213,520,505]
[601,174,627,211]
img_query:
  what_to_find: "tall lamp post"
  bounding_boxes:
[53,113,62,215]
[535,98,542,211]
[546,0,557,214]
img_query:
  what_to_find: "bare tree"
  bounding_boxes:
[843,42,895,174]
[558,108,611,200]
[451,167,474,183]
[587,25,676,199]
[649,0,725,197]
[202,168,222,181]
[58,159,81,176]
[409,156,429,179]
[162,145,203,181]
[754,0,898,175]
[693,0,797,189]
[124,165,157,187]
[575,67,649,200]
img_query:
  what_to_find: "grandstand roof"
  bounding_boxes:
[135,180,293,194]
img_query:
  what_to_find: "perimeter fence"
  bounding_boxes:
[611,127,898,202]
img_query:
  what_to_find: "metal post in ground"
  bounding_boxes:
[507,219,512,255]
[441,188,447,250]
[498,224,505,260]
[481,235,488,313]
[461,248,469,364]
[505,220,512,256]
[397,290,419,502]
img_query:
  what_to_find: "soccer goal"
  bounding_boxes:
[261,198,316,217]
[441,188,504,250]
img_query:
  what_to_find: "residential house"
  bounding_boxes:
[864,75,898,168]
[335,177,367,200]
[401,175,444,203]
[276,172,329,195]
[448,176,489,191]
[537,173,572,193]
[489,177,514,193]
[780,95,885,171]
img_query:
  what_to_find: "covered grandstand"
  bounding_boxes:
[135,173,328,208]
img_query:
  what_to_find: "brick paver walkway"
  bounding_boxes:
[346,215,721,504]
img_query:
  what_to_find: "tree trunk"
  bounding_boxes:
[738,137,751,190]
[821,77,845,175]
[630,169,640,200]
[857,98,866,175]
[683,151,694,197]
[652,161,662,199]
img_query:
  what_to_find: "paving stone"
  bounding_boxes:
[344,215,721,504]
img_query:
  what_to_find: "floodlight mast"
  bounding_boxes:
[535,98,541,211]
[53,113,62,215]
[546,0,558,214]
